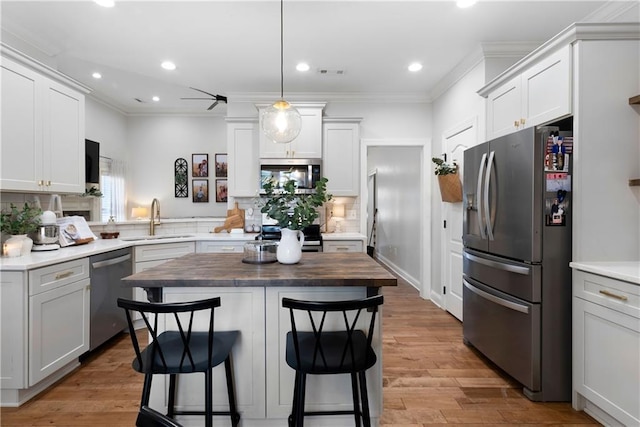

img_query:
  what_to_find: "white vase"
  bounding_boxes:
[277,228,305,264]
[4,234,31,257]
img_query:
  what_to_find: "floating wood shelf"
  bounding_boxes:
[629,179,640,187]
[630,95,640,105]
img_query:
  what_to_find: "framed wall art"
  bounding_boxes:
[216,179,228,203]
[192,153,209,177]
[192,179,209,203]
[174,158,188,198]
[215,153,228,177]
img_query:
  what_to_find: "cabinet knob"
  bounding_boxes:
[520,118,526,126]
[514,120,519,128]
[38,180,44,186]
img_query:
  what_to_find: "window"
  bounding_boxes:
[99,158,127,222]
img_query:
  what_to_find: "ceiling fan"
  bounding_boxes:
[181,87,228,110]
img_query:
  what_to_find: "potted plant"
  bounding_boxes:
[0,202,42,256]
[261,177,332,263]
[432,157,463,203]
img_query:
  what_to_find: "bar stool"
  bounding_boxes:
[282,295,384,427]
[118,297,241,427]
[136,406,182,427]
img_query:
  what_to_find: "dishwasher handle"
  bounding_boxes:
[91,254,131,269]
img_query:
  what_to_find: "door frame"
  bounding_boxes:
[441,116,478,319]
[360,138,431,300]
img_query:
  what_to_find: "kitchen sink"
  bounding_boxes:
[120,234,194,242]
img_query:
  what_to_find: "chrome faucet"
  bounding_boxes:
[150,198,161,235]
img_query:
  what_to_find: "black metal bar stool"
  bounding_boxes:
[282,295,384,427]
[118,297,241,427]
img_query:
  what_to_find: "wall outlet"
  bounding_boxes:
[347,209,357,220]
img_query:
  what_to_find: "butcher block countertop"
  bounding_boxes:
[123,252,397,288]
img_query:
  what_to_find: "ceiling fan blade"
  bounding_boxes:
[180,97,213,100]
[207,101,219,110]
[189,87,217,98]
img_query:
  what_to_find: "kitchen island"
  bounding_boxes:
[122,252,396,427]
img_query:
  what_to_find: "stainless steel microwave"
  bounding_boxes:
[260,159,322,194]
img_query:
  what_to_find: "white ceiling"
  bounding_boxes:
[1,0,629,115]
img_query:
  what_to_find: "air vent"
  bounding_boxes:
[134,98,145,103]
[318,69,345,75]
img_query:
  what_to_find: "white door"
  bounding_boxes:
[442,119,477,321]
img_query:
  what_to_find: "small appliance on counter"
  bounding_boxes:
[242,241,278,264]
[30,210,60,251]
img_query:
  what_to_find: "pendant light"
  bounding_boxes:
[261,0,302,144]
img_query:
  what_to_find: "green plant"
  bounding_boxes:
[431,157,457,175]
[261,177,332,230]
[0,203,42,235]
[82,186,103,197]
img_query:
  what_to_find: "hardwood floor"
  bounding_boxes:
[1,276,597,426]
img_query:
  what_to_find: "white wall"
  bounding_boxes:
[126,115,228,218]
[85,97,128,159]
[367,146,423,287]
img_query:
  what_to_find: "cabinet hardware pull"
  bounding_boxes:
[514,120,519,127]
[47,180,51,186]
[55,271,74,280]
[336,247,349,251]
[520,118,526,126]
[221,247,235,251]
[38,180,43,186]
[599,290,628,301]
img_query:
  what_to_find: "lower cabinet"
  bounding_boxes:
[323,239,364,253]
[196,240,247,253]
[149,286,381,426]
[133,242,196,305]
[1,272,27,390]
[572,270,640,426]
[0,258,90,406]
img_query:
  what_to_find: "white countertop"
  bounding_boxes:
[0,231,367,271]
[570,261,640,285]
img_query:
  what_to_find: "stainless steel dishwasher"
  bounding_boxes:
[89,248,132,350]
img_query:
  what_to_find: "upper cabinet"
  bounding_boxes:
[323,118,361,196]
[227,118,260,197]
[483,45,571,140]
[1,52,88,193]
[258,103,325,158]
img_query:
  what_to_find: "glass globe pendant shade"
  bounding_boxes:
[261,100,302,144]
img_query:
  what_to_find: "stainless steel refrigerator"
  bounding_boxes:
[462,125,572,401]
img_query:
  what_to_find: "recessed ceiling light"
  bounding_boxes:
[92,72,102,79]
[408,62,423,72]
[152,96,160,102]
[94,0,115,8]
[457,0,477,8]
[161,61,176,71]
[296,63,310,72]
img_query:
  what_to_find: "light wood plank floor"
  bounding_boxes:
[1,275,597,426]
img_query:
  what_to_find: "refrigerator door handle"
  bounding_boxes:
[484,150,495,241]
[463,251,531,275]
[476,153,487,239]
[463,279,530,314]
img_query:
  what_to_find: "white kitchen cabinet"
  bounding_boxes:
[227,118,259,197]
[259,104,325,159]
[323,240,364,253]
[133,242,195,306]
[264,287,381,422]
[28,258,90,386]
[157,287,267,420]
[322,119,361,196]
[485,45,571,139]
[196,240,248,253]
[1,272,27,390]
[572,269,640,427]
[1,55,86,193]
